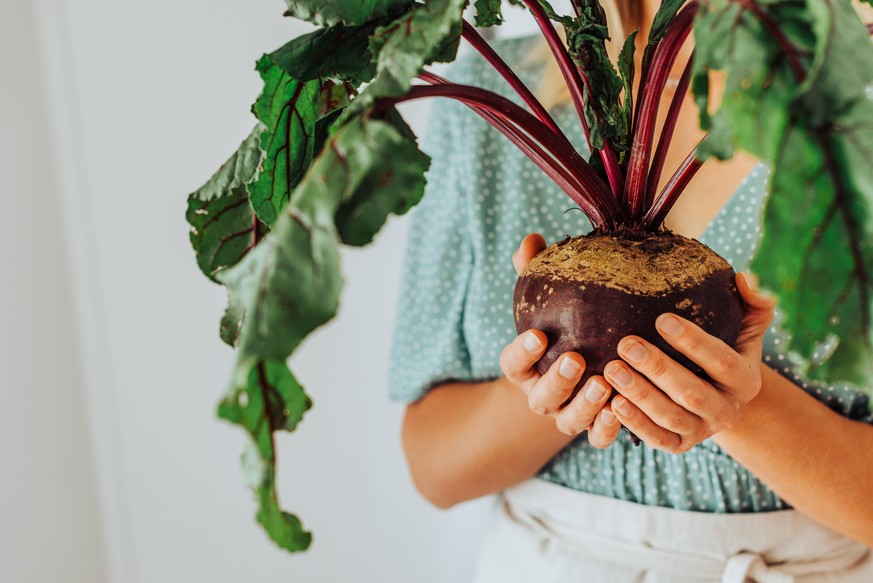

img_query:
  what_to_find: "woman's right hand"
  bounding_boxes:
[500,233,622,448]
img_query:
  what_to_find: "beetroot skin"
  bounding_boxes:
[513,231,744,396]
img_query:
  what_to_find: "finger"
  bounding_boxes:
[528,352,586,415]
[616,336,719,416]
[499,330,548,395]
[512,233,547,274]
[611,395,685,453]
[604,359,703,436]
[587,404,621,448]
[734,272,776,356]
[554,376,611,435]
[655,313,756,391]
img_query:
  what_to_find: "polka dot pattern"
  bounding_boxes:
[387,35,873,513]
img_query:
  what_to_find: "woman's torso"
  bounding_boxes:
[388,34,873,513]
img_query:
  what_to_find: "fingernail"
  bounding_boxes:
[613,396,632,416]
[742,272,759,290]
[523,333,542,352]
[657,314,683,337]
[600,409,617,426]
[621,339,647,363]
[584,379,607,403]
[559,357,582,379]
[606,363,632,388]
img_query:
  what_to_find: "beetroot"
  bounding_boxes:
[514,231,744,397]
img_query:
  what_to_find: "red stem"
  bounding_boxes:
[419,74,606,224]
[623,5,697,221]
[519,0,624,197]
[402,77,622,226]
[644,53,694,209]
[461,21,564,137]
[640,146,704,229]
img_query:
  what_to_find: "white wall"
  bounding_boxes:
[0,2,107,582]
[30,1,521,582]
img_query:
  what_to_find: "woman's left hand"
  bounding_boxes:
[603,272,776,453]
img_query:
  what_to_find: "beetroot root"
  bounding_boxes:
[513,231,744,398]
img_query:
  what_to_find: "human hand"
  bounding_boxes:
[602,272,776,453]
[500,233,621,446]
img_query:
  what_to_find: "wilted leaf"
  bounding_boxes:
[187,126,266,282]
[218,358,312,552]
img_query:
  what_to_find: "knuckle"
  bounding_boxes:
[498,346,518,377]
[683,334,703,355]
[555,416,580,436]
[651,432,674,451]
[673,440,693,454]
[713,351,737,375]
[646,355,669,379]
[588,433,609,449]
[664,412,687,433]
[683,387,707,411]
[528,394,548,416]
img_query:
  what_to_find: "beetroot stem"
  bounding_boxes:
[461,21,565,138]
[519,0,624,197]
[419,73,607,224]
[644,53,694,209]
[623,5,697,222]
[641,145,704,229]
[398,78,622,226]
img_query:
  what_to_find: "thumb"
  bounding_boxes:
[512,233,547,275]
[734,272,776,354]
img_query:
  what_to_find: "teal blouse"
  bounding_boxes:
[387,35,873,513]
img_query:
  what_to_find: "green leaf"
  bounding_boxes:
[219,291,246,347]
[248,56,324,226]
[282,0,412,27]
[649,0,688,45]
[696,0,873,388]
[215,116,427,548]
[187,126,266,282]
[347,0,465,114]
[473,0,504,27]
[219,115,428,360]
[564,3,634,157]
[617,30,637,154]
[218,358,312,552]
[335,110,431,246]
[187,125,263,204]
[752,100,873,386]
[692,0,799,160]
[269,21,385,84]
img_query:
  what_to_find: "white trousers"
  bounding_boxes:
[472,479,872,583]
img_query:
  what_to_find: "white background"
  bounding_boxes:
[1,0,545,582]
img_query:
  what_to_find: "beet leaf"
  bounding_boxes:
[187,0,873,551]
[693,0,873,385]
[247,57,324,226]
[187,126,265,283]
[281,0,413,27]
[217,358,312,552]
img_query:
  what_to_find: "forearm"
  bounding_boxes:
[714,364,873,546]
[402,376,574,508]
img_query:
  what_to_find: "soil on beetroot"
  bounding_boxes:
[513,231,744,401]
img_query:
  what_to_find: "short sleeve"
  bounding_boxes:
[763,320,873,425]
[386,92,477,403]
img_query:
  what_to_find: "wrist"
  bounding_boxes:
[712,361,774,445]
